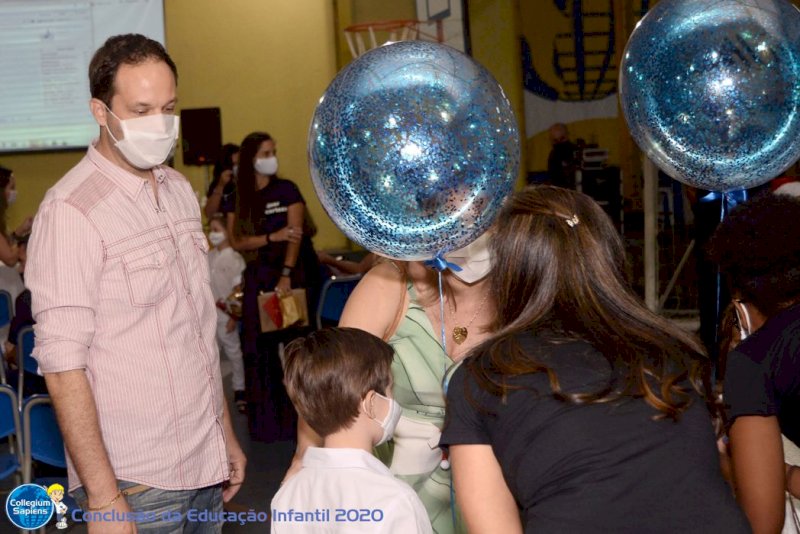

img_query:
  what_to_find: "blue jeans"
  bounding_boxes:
[72,480,223,533]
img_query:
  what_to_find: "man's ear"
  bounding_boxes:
[90,98,109,127]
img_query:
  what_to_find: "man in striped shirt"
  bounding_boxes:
[27,34,246,533]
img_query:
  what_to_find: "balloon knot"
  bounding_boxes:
[424,254,463,273]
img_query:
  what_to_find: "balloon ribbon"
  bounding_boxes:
[423,253,462,531]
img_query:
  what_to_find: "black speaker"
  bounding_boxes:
[180,107,221,165]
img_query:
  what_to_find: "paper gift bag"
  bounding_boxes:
[257,289,309,332]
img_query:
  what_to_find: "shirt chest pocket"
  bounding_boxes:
[122,243,174,307]
[187,231,211,284]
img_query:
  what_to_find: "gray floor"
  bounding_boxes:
[0,362,294,533]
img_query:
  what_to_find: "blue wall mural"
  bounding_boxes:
[523,0,650,102]
[521,0,651,137]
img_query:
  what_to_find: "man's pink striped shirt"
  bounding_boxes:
[26,143,229,492]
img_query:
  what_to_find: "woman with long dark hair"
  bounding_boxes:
[441,186,748,533]
[0,165,32,266]
[230,131,322,442]
[203,142,239,220]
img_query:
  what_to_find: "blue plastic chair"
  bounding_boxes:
[23,395,75,531]
[0,289,13,385]
[17,325,37,409]
[315,274,363,329]
[0,383,22,483]
[0,289,12,329]
[22,395,65,480]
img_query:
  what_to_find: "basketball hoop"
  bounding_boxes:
[343,19,444,58]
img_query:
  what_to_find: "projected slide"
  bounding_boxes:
[0,0,165,153]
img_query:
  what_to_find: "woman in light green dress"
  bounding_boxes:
[289,250,493,534]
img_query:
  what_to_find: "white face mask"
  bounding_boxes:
[444,232,492,284]
[6,190,17,206]
[208,231,226,247]
[364,392,402,446]
[105,106,179,170]
[254,156,278,176]
[232,164,239,177]
[734,300,753,341]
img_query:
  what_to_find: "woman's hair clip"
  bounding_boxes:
[565,214,580,227]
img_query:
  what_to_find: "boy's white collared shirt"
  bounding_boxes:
[271,447,432,533]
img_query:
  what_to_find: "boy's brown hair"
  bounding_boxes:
[283,327,394,437]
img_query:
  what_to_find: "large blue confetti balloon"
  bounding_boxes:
[308,41,519,260]
[620,0,800,191]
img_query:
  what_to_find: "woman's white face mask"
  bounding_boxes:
[254,156,279,176]
[443,232,492,284]
[733,300,753,341]
[208,231,226,247]
[105,106,180,169]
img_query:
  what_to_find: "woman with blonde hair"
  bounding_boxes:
[441,186,748,533]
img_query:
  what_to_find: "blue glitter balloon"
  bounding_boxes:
[308,41,519,260]
[620,0,800,191]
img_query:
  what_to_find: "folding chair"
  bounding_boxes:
[315,274,363,329]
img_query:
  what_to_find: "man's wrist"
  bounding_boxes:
[87,489,124,511]
[85,480,123,509]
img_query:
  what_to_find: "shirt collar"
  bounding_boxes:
[87,140,168,200]
[302,447,392,475]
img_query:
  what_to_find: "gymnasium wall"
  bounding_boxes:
[3,0,681,244]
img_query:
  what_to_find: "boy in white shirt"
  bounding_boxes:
[207,213,247,413]
[272,327,432,533]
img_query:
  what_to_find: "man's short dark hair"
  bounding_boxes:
[89,34,178,106]
[708,192,800,316]
[283,328,394,438]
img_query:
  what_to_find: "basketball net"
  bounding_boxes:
[343,19,444,58]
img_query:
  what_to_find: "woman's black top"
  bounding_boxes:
[441,331,749,534]
[725,303,800,447]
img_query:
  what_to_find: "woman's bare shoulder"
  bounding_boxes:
[348,260,406,303]
[339,260,407,336]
